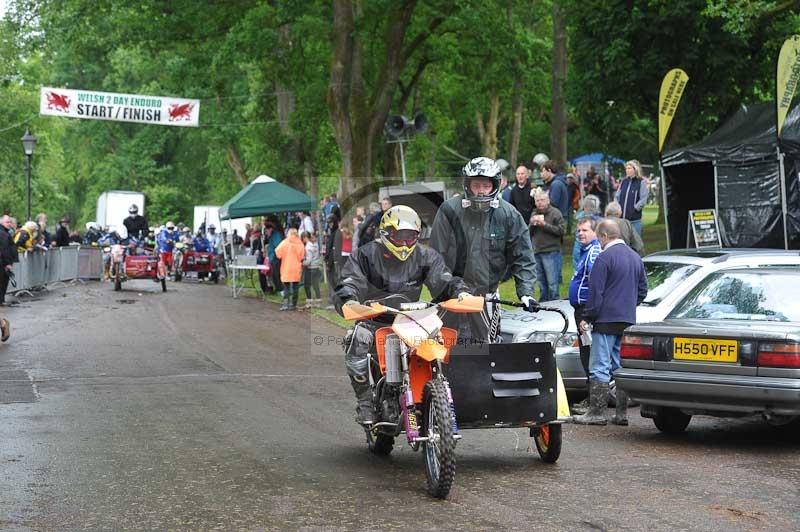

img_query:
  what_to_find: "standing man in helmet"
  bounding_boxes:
[206,224,220,253]
[430,157,537,342]
[123,204,148,242]
[157,221,179,273]
[335,205,469,424]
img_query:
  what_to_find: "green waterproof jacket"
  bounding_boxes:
[429,197,536,299]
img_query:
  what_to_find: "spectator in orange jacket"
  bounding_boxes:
[275,227,305,311]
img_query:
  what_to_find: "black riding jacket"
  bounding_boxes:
[429,197,536,298]
[335,240,469,323]
[123,215,149,241]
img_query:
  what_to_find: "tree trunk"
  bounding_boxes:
[328,0,446,199]
[550,1,568,164]
[328,0,357,194]
[476,92,501,158]
[226,144,248,187]
[507,2,523,169]
[509,71,523,169]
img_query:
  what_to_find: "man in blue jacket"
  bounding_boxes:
[574,219,647,426]
[568,216,602,415]
[540,160,570,219]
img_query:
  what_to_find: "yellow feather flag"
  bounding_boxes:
[777,35,800,138]
[658,68,689,153]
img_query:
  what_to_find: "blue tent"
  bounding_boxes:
[569,152,625,165]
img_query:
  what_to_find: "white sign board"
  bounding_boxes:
[40,87,200,127]
[97,191,145,231]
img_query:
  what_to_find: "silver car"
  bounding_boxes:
[502,249,800,396]
[616,265,800,433]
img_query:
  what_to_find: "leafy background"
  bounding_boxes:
[0,0,797,227]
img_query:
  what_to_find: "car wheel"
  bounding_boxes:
[653,407,691,434]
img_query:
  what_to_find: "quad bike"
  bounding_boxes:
[342,295,570,499]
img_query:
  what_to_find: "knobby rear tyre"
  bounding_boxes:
[422,379,456,499]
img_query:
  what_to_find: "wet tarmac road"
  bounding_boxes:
[0,282,798,531]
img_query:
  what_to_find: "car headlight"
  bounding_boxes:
[523,331,579,348]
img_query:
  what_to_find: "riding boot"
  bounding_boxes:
[287,290,297,310]
[611,389,629,426]
[350,376,375,425]
[571,396,590,415]
[572,380,608,425]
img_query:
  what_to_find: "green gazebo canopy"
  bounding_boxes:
[219,175,317,220]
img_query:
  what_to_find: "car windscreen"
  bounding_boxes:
[668,270,800,322]
[642,262,701,306]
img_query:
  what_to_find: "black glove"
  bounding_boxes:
[520,295,539,312]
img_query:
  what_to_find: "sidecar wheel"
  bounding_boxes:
[532,423,562,463]
[422,379,456,499]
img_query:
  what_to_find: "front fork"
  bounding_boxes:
[401,364,459,446]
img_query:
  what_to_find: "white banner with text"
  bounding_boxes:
[40,87,200,127]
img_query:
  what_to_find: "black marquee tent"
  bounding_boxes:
[661,101,800,249]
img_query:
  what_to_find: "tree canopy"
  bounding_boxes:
[0,0,797,226]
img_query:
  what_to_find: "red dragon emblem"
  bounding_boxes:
[47,92,70,113]
[168,103,194,122]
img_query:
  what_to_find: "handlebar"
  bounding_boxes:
[486,297,570,342]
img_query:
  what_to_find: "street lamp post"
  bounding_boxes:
[20,128,37,222]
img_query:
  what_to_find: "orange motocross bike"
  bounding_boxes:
[343,295,568,499]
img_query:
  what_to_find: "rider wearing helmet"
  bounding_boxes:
[335,205,469,424]
[430,156,537,342]
[192,229,212,253]
[157,221,179,269]
[157,222,178,249]
[123,204,148,241]
[179,226,192,245]
[206,224,220,253]
[82,222,103,245]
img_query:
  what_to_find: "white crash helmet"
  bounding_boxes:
[532,153,549,168]
[461,156,502,212]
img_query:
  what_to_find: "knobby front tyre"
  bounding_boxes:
[422,379,456,499]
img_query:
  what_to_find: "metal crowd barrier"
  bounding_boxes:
[8,245,104,294]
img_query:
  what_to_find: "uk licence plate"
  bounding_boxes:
[673,337,738,363]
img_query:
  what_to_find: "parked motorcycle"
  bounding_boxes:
[343,295,569,499]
